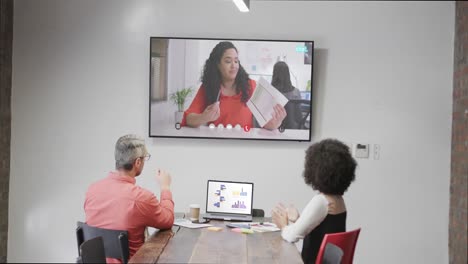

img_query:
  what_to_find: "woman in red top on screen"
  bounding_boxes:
[181,41,286,130]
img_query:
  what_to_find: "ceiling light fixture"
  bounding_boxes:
[233,0,250,12]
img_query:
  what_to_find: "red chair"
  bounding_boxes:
[315,228,361,264]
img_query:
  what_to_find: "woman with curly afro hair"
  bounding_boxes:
[272,138,357,264]
[181,41,286,130]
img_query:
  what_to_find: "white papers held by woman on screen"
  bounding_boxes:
[247,77,289,127]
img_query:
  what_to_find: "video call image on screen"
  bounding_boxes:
[149,37,313,141]
[206,181,253,215]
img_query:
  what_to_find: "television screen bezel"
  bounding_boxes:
[148,36,314,142]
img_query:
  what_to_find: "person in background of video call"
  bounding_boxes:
[271,61,303,129]
[272,139,357,264]
[181,41,286,130]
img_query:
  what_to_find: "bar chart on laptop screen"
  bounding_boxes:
[207,182,253,214]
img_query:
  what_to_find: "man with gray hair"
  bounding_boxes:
[84,134,174,262]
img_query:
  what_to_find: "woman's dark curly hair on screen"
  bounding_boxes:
[200,41,251,105]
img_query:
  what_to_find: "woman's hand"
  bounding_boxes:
[185,102,220,128]
[272,203,289,229]
[201,102,220,123]
[274,203,299,224]
[263,104,287,130]
[286,204,300,223]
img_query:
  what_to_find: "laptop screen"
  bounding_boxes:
[206,180,254,215]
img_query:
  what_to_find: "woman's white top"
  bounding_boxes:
[281,193,329,243]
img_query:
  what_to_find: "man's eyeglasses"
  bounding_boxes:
[141,154,151,161]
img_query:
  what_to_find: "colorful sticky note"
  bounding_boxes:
[241,228,254,234]
[232,228,254,234]
[207,227,223,232]
[231,228,243,233]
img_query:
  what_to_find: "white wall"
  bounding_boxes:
[9,0,454,263]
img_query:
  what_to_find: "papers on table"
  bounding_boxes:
[174,218,212,229]
[227,222,280,233]
[247,77,289,127]
[249,222,280,233]
[174,219,280,232]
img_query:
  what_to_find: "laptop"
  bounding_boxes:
[203,180,254,222]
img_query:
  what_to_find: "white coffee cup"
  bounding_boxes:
[189,204,200,221]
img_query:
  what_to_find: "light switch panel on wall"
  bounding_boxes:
[354,144,369,158]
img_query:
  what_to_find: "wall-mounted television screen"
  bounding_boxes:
[149,37,313,141]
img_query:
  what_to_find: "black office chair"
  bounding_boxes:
[281,99,311,130]
[76,222,130,264]
[77,236,106,264]
[252,208,265,217]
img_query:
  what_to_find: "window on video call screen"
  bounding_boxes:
[206,181,253,215]
[149,37,313,141]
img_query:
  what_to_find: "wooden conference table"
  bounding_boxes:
[129,214,303,264]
